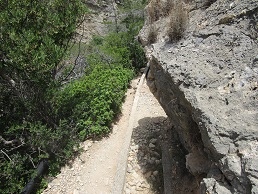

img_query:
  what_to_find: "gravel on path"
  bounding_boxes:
[42,74,166,194]
[124,80,166,194]
[42,77,138,194]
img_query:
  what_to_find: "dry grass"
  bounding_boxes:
[147,0,162,24]
[162,0,175,17]
[147,24,158,44]
[146,0,188,44]
[166,0,188,42]
[203,0,216,8]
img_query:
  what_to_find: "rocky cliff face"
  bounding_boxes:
[139,0,258,193]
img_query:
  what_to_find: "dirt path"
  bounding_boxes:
[43,74,166,194]
[124,78,167,194]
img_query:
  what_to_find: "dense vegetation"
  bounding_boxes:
[0,0,146,193]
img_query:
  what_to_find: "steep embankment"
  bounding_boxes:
[139,0,258,193]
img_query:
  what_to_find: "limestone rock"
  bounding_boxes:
[200,178,232,194]
[139,0,258,193]
[73,189,79,194]
[149,143,155,148]
[186,151,211,175]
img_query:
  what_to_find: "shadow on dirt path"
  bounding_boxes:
[125,116,166,194]
[126,115,199,194]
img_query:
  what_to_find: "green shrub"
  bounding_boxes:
[0,0,86,192]
[0,0,147,193]
[87,14,146,71]
[53,65,133,139]
[0,121,78,193]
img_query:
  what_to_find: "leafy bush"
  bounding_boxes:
[86,16,146,71]
[0,0,86,193]
[0,120,79,193]
[0,0,147,193]
[53,65,133,139]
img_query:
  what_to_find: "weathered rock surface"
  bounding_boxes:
[139,0,258,193]
[76,0,116,43]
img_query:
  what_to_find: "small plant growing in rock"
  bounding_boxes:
[167,0,188,42]
[147,0,162,24]
[162,0,175,17]
[203,0,216,8]
[147,24,158,44]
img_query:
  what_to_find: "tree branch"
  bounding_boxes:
[1,149,14,164]
[61,20,85,82]
[0,69,16,87]
[28,154,36,168]
[0,135,19,145]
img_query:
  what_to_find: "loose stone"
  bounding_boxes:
[145,171,152,178]
[149,143,155,148]
[128,181,135,186]
[150,138,157,144]
[127,164,133,173]
[153,171,159,176]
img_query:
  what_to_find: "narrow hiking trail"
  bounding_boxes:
[123,79,167,194]
[42,74,166,194]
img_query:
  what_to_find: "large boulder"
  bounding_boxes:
[139,0,258,193]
